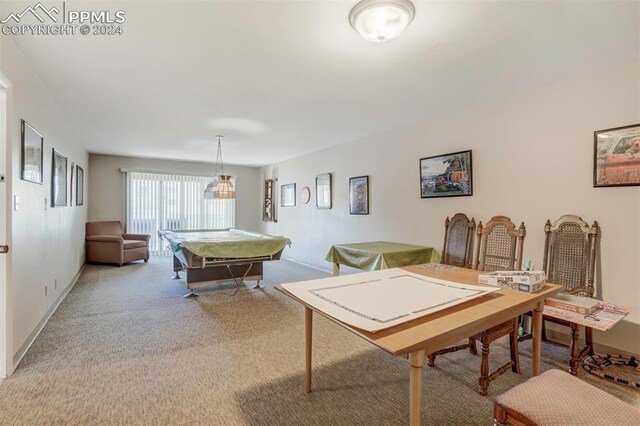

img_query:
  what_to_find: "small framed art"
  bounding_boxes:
[316,173,332,209]
[263,179,276,221]
[76,165,84,206]
[594,124,640,187]
[20,120,44,184]
[51,149,68,207]
[281,183,296,207]
[420,150,472,198]
[349,176,369,215]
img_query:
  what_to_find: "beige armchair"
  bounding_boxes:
[86,221,150,266]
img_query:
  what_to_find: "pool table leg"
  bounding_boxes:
[183,279,198,298]
[172,255,184,279]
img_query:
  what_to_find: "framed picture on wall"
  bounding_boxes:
[76,165,84,206]
[316,173,332,209]
[51,149,68,207]
[281,183,296,207]
[20,120,44,184]
[594,124,640,187]
[420,150,473,198]
[263,179,276,221]
[349,176,369,215]
[70,162,74,206]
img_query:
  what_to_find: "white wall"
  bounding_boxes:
[88,154,261,231]
[260,60,640,354]
[1,37,88,369]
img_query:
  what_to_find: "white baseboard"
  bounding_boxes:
[281,256,333,274]
[12,264,86,370]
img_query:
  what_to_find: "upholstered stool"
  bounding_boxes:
[493,369,640,425]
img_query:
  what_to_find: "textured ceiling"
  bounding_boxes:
[6,0,639,166]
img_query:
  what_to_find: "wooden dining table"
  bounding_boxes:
[276,264,563,425]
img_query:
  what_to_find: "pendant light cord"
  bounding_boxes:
[215,135,224,176]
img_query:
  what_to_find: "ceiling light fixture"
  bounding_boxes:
[349,0,415,43]
[204,135,236,200]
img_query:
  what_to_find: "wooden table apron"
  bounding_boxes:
[276,265,563,426]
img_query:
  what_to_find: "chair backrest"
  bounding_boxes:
[543,215,599,297]
[442,213,476,268]
[86,221,124,237]
[475,216,526,272]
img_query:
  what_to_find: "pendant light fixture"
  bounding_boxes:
[204,135,236,200]
[349,0,415,43]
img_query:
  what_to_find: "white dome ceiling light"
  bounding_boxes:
[349,0,416,43]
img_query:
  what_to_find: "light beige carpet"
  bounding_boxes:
[0,258,637,425]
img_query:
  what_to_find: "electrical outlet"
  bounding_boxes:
[44,285,48,297]
[54,279,58,290]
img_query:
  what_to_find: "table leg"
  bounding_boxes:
[532,301,543,376]
[409,349,425,426]
[305,307,313,393]
[585,326,594,356]
[479,331,490,396]
[333,263,340,276]
[569,322,580,376]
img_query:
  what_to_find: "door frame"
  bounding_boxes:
[0,70,14,379]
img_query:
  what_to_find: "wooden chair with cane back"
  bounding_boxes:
[475,216,526,273]
[474,216,526,394]
[427,214,477,365]
[539,215,599,374]
[441,213,476,268]
[429,215,527,395]
[543,215,599,297]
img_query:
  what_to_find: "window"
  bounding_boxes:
[126,172,235,256]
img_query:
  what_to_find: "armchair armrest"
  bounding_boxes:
[86,235,124,244]
[123,233,151,242]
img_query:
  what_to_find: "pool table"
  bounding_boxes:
[158,229,291,297]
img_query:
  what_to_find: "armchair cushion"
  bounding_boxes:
[123,240,147,250]
[86,235,124,244]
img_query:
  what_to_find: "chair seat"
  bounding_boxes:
[494,369,640,425]
[123,240,147,250]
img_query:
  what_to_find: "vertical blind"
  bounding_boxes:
[126,172,235,257]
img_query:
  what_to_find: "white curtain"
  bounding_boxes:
[126,172,235,257]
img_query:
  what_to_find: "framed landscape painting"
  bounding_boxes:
[20,120,44,184]
[420,150,472,198]
[349,176,369,215]
[51,149,68,207]
[594,124,640,187]
[281,183,296,207]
